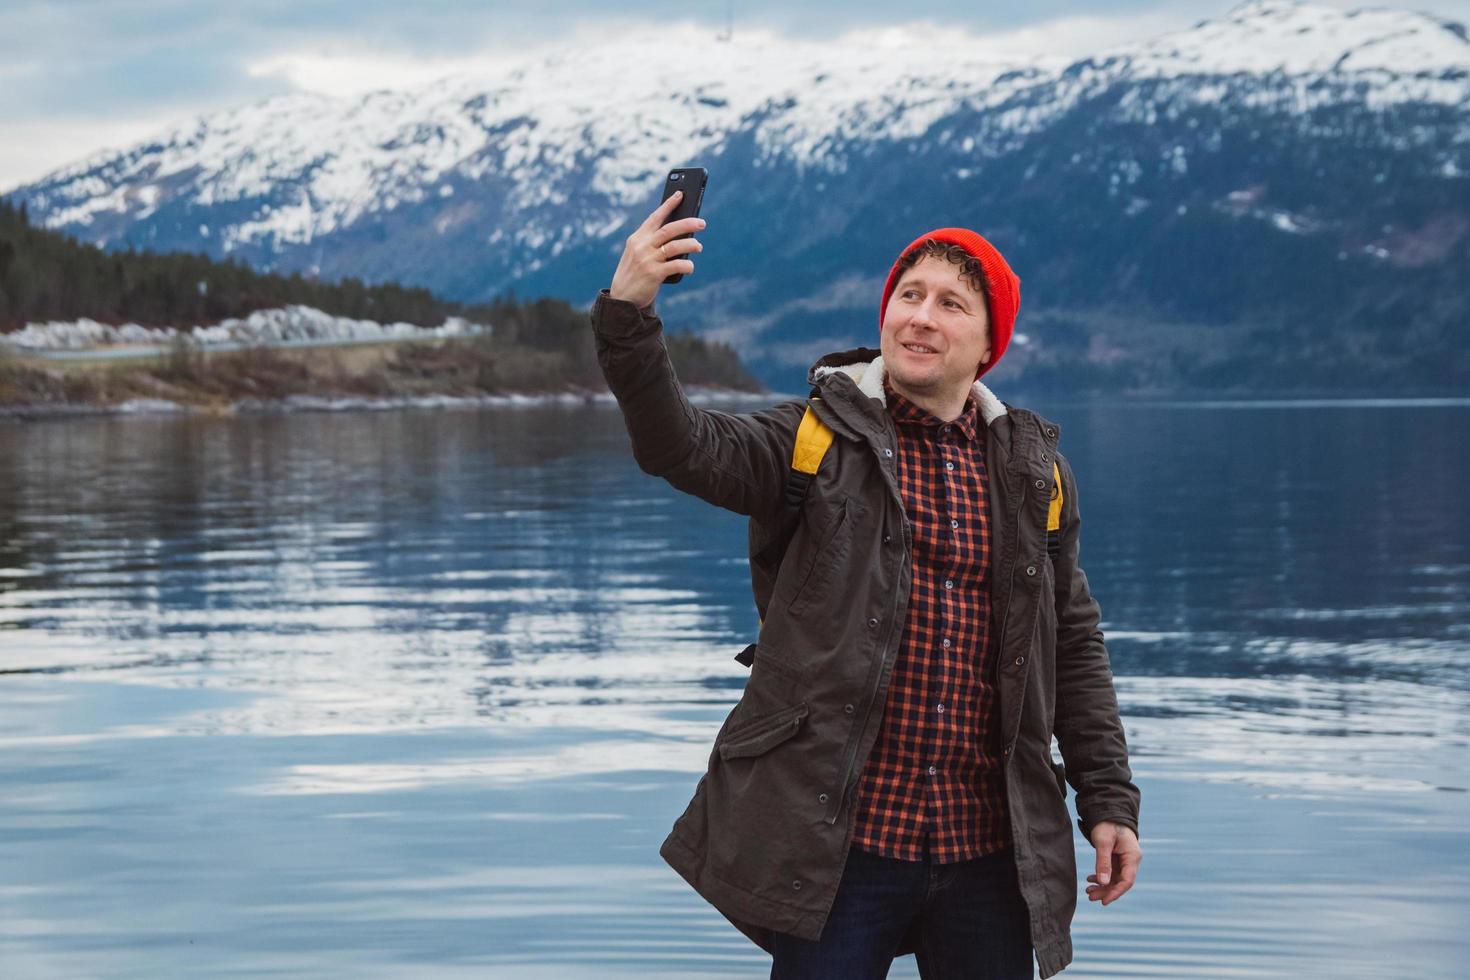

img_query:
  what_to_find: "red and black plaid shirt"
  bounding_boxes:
[850,379,1012,863]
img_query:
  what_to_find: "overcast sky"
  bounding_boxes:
[2,0,1467,192]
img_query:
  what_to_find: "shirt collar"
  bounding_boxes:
[885,379,981,442]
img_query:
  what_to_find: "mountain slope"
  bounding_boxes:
[8,0,1469,393]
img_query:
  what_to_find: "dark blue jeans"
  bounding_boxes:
[768,841,1033,980]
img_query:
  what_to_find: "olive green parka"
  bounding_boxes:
[591,289,1140,978]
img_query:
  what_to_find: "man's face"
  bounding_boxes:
[879,254,992,398]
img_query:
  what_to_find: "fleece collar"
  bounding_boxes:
[808,351,1008,425]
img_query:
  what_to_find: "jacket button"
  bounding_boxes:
[1004,742,1014,755]
[883,533,892,543]
[867,618,878,629]
[792,880,803,890]
[883,448,893,458]
[818,793,829,804]
[843,703,855,714]
[1034,478,1046,490]
[1046,427,1057,438]
[1026,565,1037,576]
[1015,656,1026,666]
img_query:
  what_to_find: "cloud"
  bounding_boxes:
[0,117,186,193]
[829,10,1191,58]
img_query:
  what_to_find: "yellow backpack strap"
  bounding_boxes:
[742,398,836,665]
[792,400,836,475]
[1046,459,1063,559]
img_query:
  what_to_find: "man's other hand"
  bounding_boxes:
[608,191,705,310]
[1085,821,1141,906]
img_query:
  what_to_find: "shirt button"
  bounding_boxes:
[944,579,954,589]
[945,461,955,471]
[927,765,938,776]
[950,519,958,529]
[867,617,879,629]
[936,703,946,714]
[942,638,951,648]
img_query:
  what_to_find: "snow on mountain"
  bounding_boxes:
[27,28,1035,255]
[1116,0,1469,79]
[18,1,1467,263]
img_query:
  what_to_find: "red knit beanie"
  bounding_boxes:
[878,227,1021,380]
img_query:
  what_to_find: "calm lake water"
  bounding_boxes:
[1,397,1467,979]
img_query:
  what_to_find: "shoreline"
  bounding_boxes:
[0,385,784,422]
[0,331,773,421]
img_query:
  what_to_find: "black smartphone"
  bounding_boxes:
[659,167,707,284]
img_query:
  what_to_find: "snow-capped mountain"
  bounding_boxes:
[8,0,1469,393]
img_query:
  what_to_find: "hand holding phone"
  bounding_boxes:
[658,168,707,284]
[608,167,708,310]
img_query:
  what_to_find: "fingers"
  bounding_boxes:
[1085,870,1122,904]
[1085,842,1141,906]
[1093,833,1114,888]
[1103,848,1139,903]
[659,235,704,258]
[639,190,683,232]
[652,215,706,246]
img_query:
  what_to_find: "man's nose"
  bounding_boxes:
[909,301,939,328]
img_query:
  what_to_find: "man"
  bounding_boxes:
[589,189,1141,979]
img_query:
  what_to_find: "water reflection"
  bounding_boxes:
[0,400,1467,977]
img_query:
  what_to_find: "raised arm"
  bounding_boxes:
[590,194,802,520]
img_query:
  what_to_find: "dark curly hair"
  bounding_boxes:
[892,239,991,313]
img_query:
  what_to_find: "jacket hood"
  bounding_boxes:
[806,346,1009,426]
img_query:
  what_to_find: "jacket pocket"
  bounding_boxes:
[717,701,810,761]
